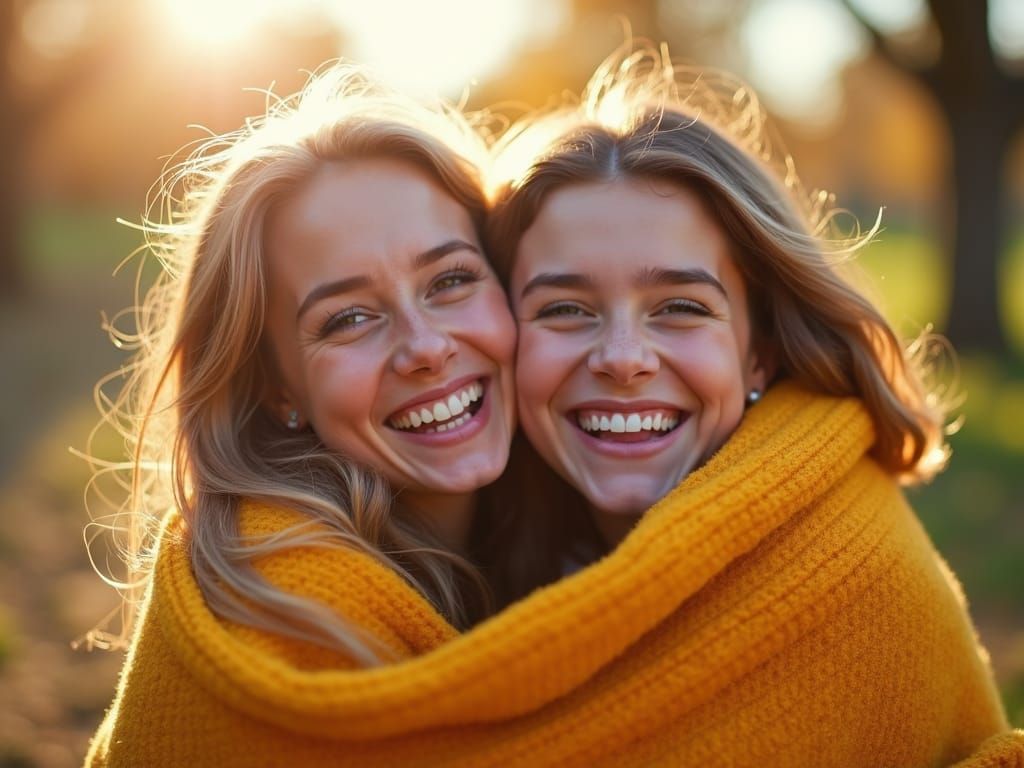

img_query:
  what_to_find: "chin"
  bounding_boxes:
[428,459,506,495]
[586,488,660,517]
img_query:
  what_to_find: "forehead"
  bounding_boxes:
[265,157,476,280]
[513,177,735,285]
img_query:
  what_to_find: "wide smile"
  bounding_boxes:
[386,377,489,440]
[566,404,688,456]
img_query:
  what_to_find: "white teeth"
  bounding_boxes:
[434,413,470,434]
[447,394,465,416]
[576,410,682,434]
[391,380,484,431]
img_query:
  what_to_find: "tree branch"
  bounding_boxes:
[836,0,940,97]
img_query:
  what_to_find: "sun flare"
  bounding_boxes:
[158,0,283,48]
[327,0,536,97]
[154,0,550,101]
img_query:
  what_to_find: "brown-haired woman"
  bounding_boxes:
[478,46,1021,765]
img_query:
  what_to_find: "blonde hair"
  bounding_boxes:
[86,64,495,664]
[487,45,949,482]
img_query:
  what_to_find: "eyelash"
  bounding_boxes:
[317,307,374,338]
[536,302,589,319]
[656,299,713,317]
[428,261,484,296]
[536,299,712,321]
[315,262,485,338]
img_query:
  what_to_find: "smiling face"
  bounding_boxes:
[511,177,770,531]
[262,157,516,504]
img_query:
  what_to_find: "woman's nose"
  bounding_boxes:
[392,312,458,376]
[587,326,659,385]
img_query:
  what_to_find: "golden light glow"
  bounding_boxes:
[326,0,536,98]
[153,0,543,98]
[158,0,282,48]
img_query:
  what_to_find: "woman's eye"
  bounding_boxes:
[655,299,711,317]
[319,309,374,337]
[536,302,589,319]
[428,267,483,297]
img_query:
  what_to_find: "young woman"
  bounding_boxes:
[480,48,1020,764]
[85,65,517,764]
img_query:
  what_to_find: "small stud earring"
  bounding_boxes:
[286,410,300,430]
[745,390,762,406]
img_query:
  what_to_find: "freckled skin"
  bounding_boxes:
[511,178,770,540]
[262,158,517,513]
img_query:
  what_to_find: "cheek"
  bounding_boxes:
[460,289,517,367]
[662,329,747,405]
[515,327,576,417]
[305,347,380,428]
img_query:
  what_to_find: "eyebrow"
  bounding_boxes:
[295,239,480,322]
[519,272,595,300]
[636,267,728,298]
[519,266,727,301]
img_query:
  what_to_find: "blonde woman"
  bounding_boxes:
[85,66,517,764]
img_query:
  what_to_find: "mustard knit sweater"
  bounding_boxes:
[86,384,1024,767]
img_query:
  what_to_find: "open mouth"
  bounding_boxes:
[387,379,486,435]
[572,408,683,443]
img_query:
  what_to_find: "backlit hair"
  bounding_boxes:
[85,64,494,664]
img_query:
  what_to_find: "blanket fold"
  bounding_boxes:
[86,382,1023,767]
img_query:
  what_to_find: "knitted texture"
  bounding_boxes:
[85,383,1024,767]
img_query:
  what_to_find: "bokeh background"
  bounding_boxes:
[0,0,1022,765]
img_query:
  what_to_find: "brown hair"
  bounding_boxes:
[486,46,949,486]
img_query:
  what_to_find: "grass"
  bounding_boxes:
[0,605,14,671]
[1003,236,1024,354]
[854,227,1024,357]
[854,229,949,340]
[23,206,145,278]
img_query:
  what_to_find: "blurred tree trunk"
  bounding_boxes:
[844,0,1024,355]
[944,76,1017,354]
[0,2,25,299]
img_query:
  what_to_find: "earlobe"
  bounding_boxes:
[268,389,304,431]
[748,339,779,395]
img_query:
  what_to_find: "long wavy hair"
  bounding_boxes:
[487,45,949,494]
[84,64,499,664]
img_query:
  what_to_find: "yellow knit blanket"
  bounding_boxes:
[86,383,1024,767]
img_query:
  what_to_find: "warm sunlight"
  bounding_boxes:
[741,0,864,123]
[153,0,549,98]
[158,0,285,47]
[326,0,542,98]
